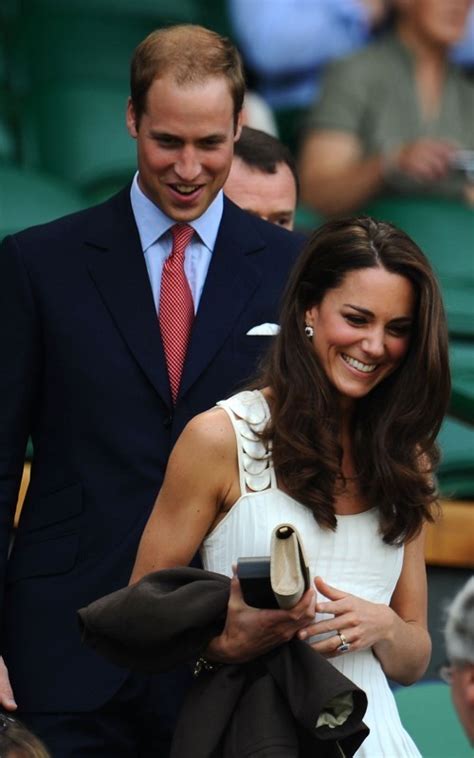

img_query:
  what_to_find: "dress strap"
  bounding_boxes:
[217,390,276,496]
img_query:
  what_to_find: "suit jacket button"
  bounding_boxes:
[163,414,173,429]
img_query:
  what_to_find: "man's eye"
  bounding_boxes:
[200,140,221,150]
[156,137,179,148]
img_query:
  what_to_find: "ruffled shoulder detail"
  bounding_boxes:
[219,391,272,492]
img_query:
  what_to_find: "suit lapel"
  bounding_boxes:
[179,201,265,399]
[84,193,268,407]
[86,189,172,407]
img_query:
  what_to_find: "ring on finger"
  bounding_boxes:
[336,630,351,653]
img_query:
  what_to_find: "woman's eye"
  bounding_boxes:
[388,324,411,337]
[345,314,366,326]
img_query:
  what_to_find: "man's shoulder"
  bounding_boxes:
[221,198,306,252]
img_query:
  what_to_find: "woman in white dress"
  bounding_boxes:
[131,216,450,756]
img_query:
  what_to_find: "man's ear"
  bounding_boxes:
[465,665,474,706]
[233,109,243,142]
[126,98,139,139]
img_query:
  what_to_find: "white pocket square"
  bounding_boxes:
[246,323,280,336]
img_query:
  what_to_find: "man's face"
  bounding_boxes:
[451,665,474,744]
[127,74,242,221]
[224,158,297,230]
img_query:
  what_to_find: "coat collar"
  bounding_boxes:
[85,190,267,408]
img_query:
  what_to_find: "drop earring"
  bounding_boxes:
[304,324,314,338]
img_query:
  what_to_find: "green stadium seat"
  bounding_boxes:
[19,84,136,199]
[274,106,309,156]
[27,0,197,15]
[294,203,323,234]
[437,415,474,499]
[25,438,34,462]
[394,681,472,758]
[449,341,474,425]
[8,2,199,94]
[0,165,85,240]
[0,22,18,164]
[363,196,474,339]
[0,87,17,164]
[197,0,234,38]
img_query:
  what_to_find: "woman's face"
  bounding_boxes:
[397,0,471,47]
[305,266,415,407]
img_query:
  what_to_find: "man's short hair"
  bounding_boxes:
[234,127,299,197]
[445,576,474,665]
[130,24,245,128]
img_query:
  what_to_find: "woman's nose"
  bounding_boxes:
[361,330,385,358]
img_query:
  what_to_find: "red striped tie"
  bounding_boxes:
[159,224,195,404]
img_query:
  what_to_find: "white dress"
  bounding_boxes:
[200,390,421,758]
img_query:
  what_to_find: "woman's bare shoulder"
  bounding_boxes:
[177,405,236,459]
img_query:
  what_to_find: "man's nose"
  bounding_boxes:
[175,147,200,181]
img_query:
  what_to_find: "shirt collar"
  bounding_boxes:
[130,172,224,253]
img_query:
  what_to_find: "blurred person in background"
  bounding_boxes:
[450,3,474,71]
[229,0,389,110]
[299,0,474,217]
[442,576,474,745]
[224,126,298,229]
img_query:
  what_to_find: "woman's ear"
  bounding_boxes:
[305,305,318,327]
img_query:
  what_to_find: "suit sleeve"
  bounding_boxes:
[0,235,40,602]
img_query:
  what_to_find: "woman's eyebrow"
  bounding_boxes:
[343,304,373,316]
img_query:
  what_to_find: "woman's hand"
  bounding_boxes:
[391,138,456,183]
[298,576,395,658]
[206,572,316,664]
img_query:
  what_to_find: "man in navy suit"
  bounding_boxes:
[0,24,304,756]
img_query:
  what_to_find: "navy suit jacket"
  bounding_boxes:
[0,188,305,711]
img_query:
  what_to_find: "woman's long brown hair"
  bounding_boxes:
[257,216,450,544]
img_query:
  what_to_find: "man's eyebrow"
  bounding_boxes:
[149,131,182,140]
[197,134,228,143]
[148,130,227,143]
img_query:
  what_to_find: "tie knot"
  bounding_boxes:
[171,224,194,254]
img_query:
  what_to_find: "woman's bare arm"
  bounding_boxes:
[299,130,457,218]
[299,131,385,217]
[129,407,316,662]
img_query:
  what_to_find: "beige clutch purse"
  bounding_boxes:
[270,523,311,609]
